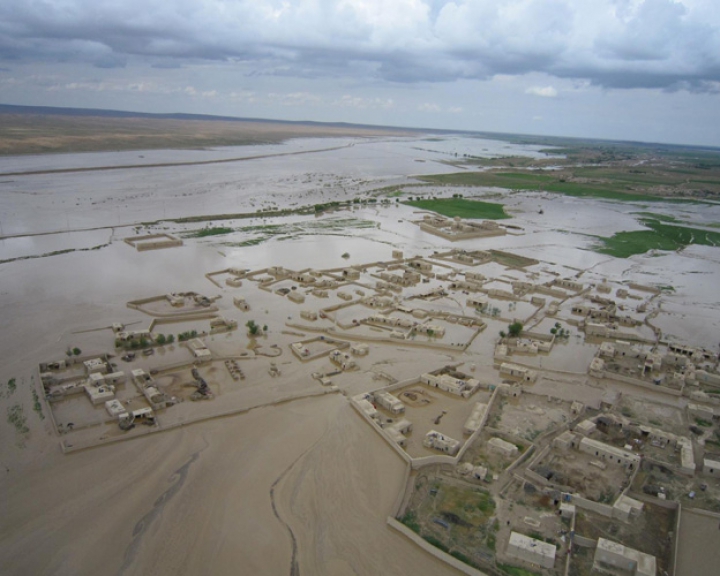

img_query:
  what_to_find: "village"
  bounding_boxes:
[35,216,720,576]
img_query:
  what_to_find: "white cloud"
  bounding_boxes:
[333,95,395,109]
[0,1,719,90]
[417,102,441,112]
[525,86,558,97]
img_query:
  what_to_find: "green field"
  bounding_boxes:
[416,171,707,203]
[403,197,510,219]
[594,218,720,257]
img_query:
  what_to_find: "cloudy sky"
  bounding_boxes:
[2,0,720,146]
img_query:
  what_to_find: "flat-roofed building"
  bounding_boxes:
[423,430,460,455]
[579,437,640,469]
[507,531,556,569]
[488,437,519,458]
[374,391,405,414]
[593,537,656,576]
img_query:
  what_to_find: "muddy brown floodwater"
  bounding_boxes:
[1,134,720,575]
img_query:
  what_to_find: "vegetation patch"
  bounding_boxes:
[417,171,711,203]
[7,404,29,434]
[594,218,720,258]
[32,389,44,420]
[403,197,510,220]
[188,226,235,238]
[221,218,377,248]
[497,563,541,576]
[632,212,679,223]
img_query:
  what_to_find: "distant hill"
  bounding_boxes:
[0,103,422,133]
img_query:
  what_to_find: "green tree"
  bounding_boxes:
[508,322,523,337]
[72,347,82,356]
[156,334,166,345]
[246,320,259,336]
[167,334,175,344]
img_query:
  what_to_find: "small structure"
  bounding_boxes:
[578,437,640,470]
[507,531,556,570]
[188,338,212,363]
[488,437,519,458]
[124,233,183,251]
[355,397,378,420]
[499,362,538,383]
[374,391,405,414]
[300,310,318,321]
[703,458,720,477]
[593,537,656,576]
[233,296,250,311]
[83,358,107,375]
[329,350,356,371]
[105,399,128,420]
[423,430,461,455]
[351,343,369,356]
[84,383,115,405]
[386,419,413,446]
[420,372,480,398]
[288,291,306,304]
[575,419,597,436]
[553,430,578,451]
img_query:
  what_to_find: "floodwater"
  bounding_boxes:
[2,132,720,576]
[2,132,720,379]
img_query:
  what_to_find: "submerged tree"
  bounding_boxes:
[508,322,523,338]
[246,320,260,336]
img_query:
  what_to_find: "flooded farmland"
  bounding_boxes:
[1,133,720,576]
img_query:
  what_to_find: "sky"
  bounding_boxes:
[1,0,720,146]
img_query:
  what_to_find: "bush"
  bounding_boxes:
[508,322,523,337]
[400,511,420,533]
[423,535,449,553]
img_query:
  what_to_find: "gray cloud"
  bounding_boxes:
[0,0,719,90]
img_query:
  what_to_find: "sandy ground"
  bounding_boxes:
[0,393,458,576]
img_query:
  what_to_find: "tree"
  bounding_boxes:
[246,320,260,336]
[167,334,175,344]
[499,330,506,338]
[156,334,166,345]
[508,322,523,337]
[72,347,82,356]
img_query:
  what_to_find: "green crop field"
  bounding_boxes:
[403,197,510,219]
[594,218,720,257]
